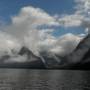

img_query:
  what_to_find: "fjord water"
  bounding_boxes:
[0,69,90,90]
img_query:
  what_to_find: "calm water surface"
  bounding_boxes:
[0,69,90,90]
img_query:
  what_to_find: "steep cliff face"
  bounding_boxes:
[61,34,90,69]
[67,34,90,63]
[82,48,90,62]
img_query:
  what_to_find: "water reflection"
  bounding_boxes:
[0,69,89,90]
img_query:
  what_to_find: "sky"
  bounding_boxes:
[0,0,84,35]
[0,0,75,21]
[0,0,89,57]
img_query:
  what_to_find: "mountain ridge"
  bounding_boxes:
[0,34,90,69]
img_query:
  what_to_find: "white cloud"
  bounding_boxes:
[3,6,59,55]
[23,29,82,56]
[12,6,59,26]
[24,29,56,55]
[57,0,90,35]
[59,14,84,27]
[0,31,21,56]
[75,0,90,34]
[12,6,59,29]
[25,31,82,56]
[50,33,82,56]
[75,0,90,14]
[1,5,84,58]
[5,6,59,39]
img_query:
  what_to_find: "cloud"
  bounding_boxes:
[12,6,59,26]
[1,5,84,58]
[24,29,56,55]
[75,0,90,34]
[75,0,90,14]
[26,32,82,56]
[23,28,82,56]
[58,14,84,27]
[0,31,21,56]
[5,55,27,63]
[3,6,60,55]
[50,33,82,56]
[57,0,90,35]
[4,6,59,39]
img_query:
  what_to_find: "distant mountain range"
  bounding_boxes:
[0,34,90,70]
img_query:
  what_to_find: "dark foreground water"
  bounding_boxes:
[0,69,90,90]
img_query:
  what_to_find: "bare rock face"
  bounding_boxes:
[18,46,34,56]
[0,46,46,69]
[61,34,90,69]
[18,46,40,61]
[68,34,90,63]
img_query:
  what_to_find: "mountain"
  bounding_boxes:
[0,46,46,69]
[0,34,90,69]
[58,34,90,70]
[38,34,90,69]
[18,46,33,55]
[39,51,61,69]
[18,46,40,61]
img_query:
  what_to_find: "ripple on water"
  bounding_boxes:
[0,69,89,90]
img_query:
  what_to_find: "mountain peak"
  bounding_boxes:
[18,46,34,56]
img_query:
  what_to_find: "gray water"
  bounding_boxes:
[0,69,90,90]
